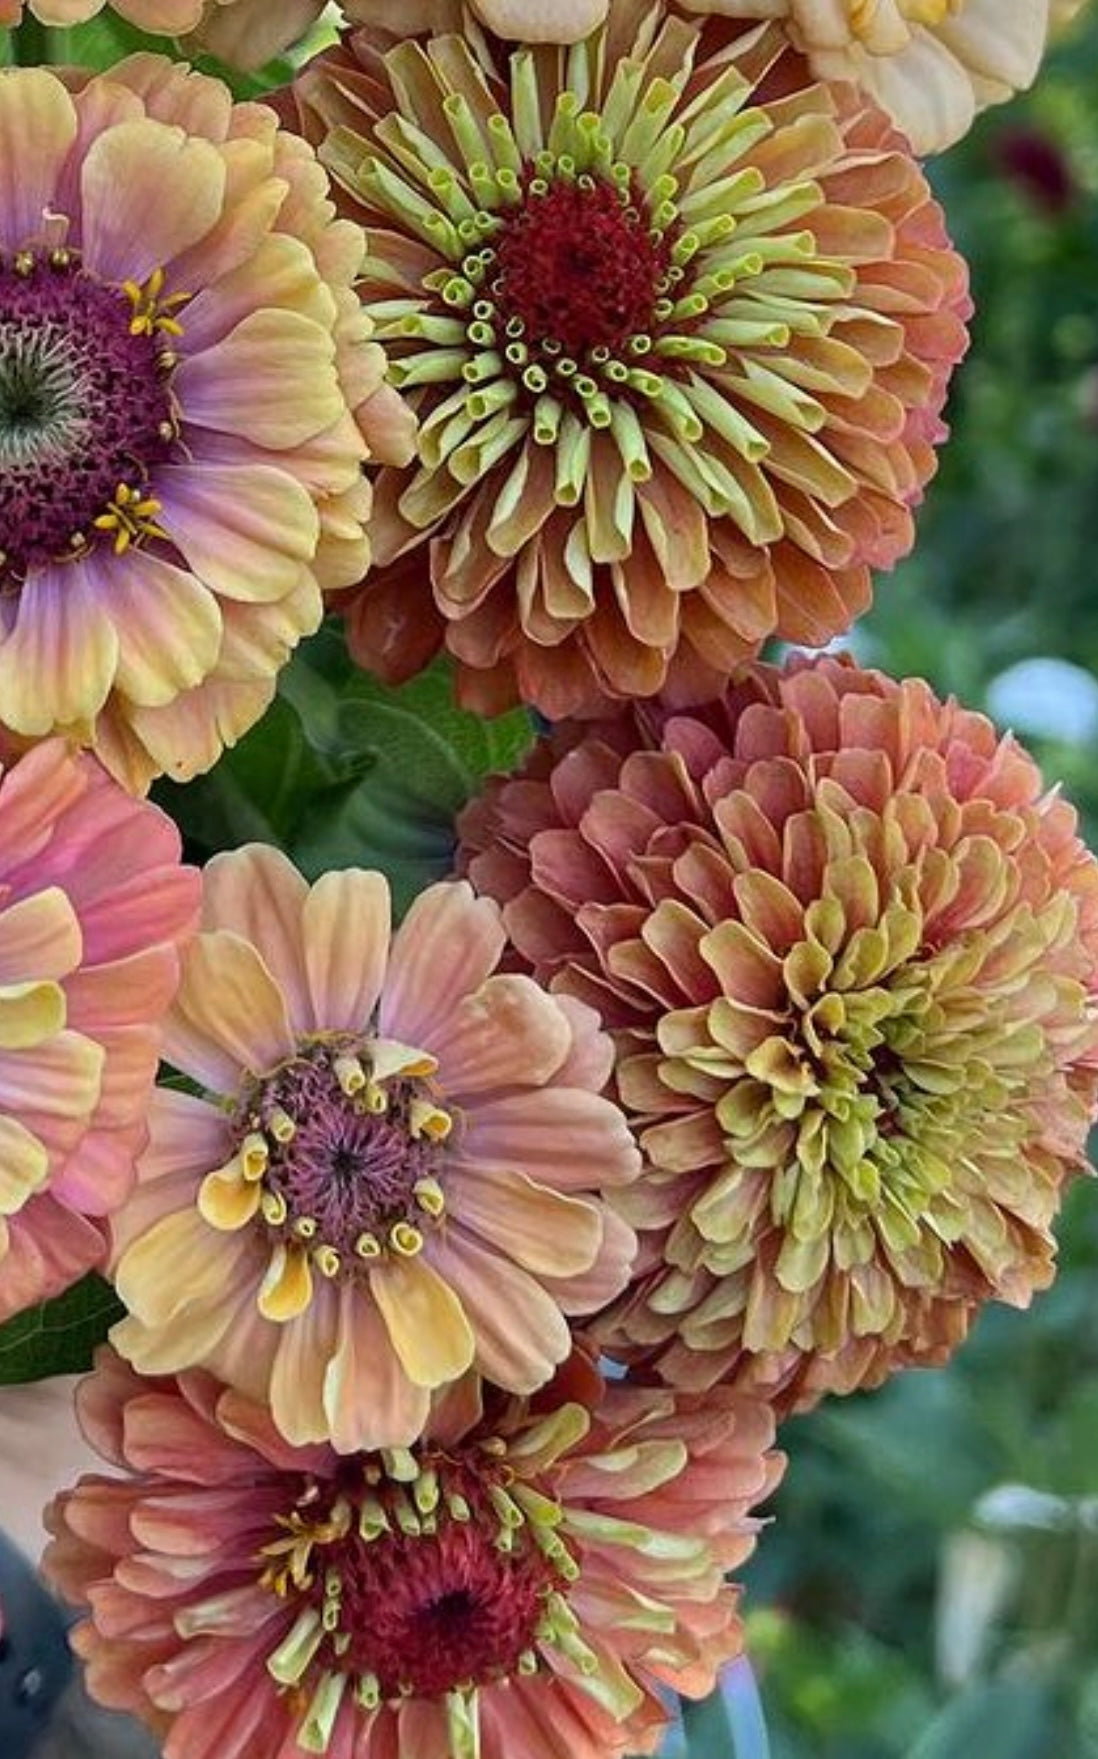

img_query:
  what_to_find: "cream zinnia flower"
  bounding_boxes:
[681,0,1078,153]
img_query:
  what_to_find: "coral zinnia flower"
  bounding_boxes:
[0,739,198,1322]
[459,656,1098,1409]
[110,846,640,1451]
[45,1348,782,1759]
[0,56,414,793]
[295,3,969,719]
[680,0,1078,155]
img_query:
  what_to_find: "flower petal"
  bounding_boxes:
[369,1253,475,1389]
[166,930,297,1093]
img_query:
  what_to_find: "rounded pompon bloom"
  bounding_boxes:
[678,0,1075,156]
[0,56,415,794]
[109,847,641,1452]
[458,656,1098,1408]
[0,739,199,1323]
[45,1348,783,1759]
[294,4,969,720]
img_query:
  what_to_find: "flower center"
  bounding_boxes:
[494,175,672,359]
[844,0,956,40]
[204,1036,451,1283]
[0,247,181,585]
[259,1444,578,1749]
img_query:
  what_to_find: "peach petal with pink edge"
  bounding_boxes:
[0,889,82,985]
[82,550,223,709]
[176,311,345,450]
[113,1208,243,1335]
[379,880,506,1045]
[448,1167,605,1279]
[301,868,390,1034]
[269,1281,339,1445]
[429,1227,571,1392]
[435,973,573,1095]
[166,930,297,1092]
[125,675,280,789]
[0,565,119,736]
[0,70,77,250]
[370,1253,476,1389]
[80,120,226,284]
[459,1089,641,1190]
[155,463,320,605]
[323,1282,429,1453]
[201,846,311,1024]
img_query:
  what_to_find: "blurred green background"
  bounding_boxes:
[740,11,1098,1757]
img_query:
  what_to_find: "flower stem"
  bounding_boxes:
[11,15,53,64]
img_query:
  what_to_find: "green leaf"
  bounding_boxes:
[902,1679,1062,1759]
[0,1274,123,1385]
[281,645,534,914]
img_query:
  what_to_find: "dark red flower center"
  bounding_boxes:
[0,249,178,582]
[495,175,671,358]
[262,1449,573,1703]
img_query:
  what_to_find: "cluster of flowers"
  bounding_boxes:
[0,2,1095,1757]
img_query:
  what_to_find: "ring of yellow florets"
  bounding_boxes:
[254,1438,581,1754]
[0,245,185,586]
[353,31,854,537]
[199,1036,452,1299]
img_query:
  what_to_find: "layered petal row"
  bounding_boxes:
[0,56,414,791]
[296,0,969,717]
[45,1347,783,1759]
[109,846,641,1451]
[459,655,1098,1408]
[0,739,198,1321]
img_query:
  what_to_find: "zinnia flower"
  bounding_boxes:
[679,0,1081,154]
[0,55,414,793]
[458,656,1098,1408]
[110,845,640,1451]
[0,0,201,27]
[342,0,610,42]
[295,4,969,719]
[0,738,198,1322]
[45,1348,783,1759]
[186,0,329,70]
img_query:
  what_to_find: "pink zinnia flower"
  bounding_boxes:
[110,846,640,1450]
[0,739,198,1322]
[0,56,414,793]
[459,656,1098,1409]
[45,1347,783,1759]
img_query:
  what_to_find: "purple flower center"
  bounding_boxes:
[235,1039,445,1264]
[0,249,178,582]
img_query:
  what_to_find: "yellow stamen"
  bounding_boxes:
[409,1098,452,1142]
[413,1176,446,1217]
[354,1231,382,1259]
[389,1221,424,1257]
[334,1054,367,1097]
[92,482,169,555]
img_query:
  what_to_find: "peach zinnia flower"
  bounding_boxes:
[45,1348,782,1759]
[680,0,1082,154]
[296,3,969,719]
[0,56,413,793]
[459,656,1098,1410]
[110,846,639,1451]
[0,739,198,1322]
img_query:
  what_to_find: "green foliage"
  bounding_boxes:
[159,626,534,918]
[0,1275,124,1384]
